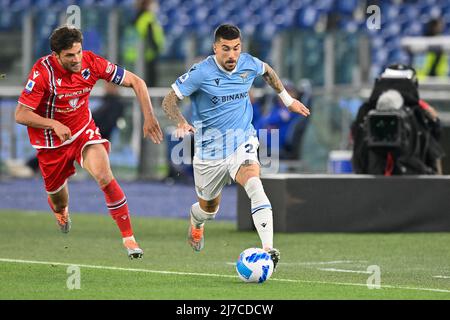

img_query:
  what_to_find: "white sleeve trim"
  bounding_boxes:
[17,101,37,110]
[109,65,117,82]
[261,62,266,75]
[171,83,184,100]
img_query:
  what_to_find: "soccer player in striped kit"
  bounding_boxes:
[15,25,163,259]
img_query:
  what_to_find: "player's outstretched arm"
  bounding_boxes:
[262,63,310,117]
[162,89,195,138]
[121,71,163,144]
[15,103,72,142]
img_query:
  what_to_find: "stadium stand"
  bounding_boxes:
[1,0,449,80]
[1,0,449,70]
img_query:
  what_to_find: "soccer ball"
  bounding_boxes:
[236,248,274,283]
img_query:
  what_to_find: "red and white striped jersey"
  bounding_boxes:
[18,50,126,149]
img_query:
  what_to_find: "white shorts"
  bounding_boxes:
[193,136,260,201]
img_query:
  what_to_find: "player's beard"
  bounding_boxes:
[224,59,236,71]
[58,58,82,73]
[65,62,82,73]
[54,53,81,73]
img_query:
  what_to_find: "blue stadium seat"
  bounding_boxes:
[290,0,308,11]
[399,5,420,20]
[192,7,208,25]
[341,20,358,33]
[336,0,357,15]
[272,12,293,30]
[115,0,134,7]
[10,0,33,11]
[443,4,450,14]
[371,35,384,49]
[2,0,450,82]
[403,21,423,36]
[315,0,333,13]
[444,12,450,32]
[421,0,438,6]
[242,22,256,37]
[384,4,400,23]
[430,6,443,18]
[384,23,402,38]
[160,0,179,11]
[374,48,388,64]
[269,0,290,12]
[0,7,23,30]
[296,6,319,28]
[77,0,94,6]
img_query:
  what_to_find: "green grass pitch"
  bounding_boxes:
[0,210,449,299]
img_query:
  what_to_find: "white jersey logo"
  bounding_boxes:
[32,70,40,79]
[56,78,62,86]
[81,68,91,80]
[178,73,189,83]
[106,62,113,74]
[69,98,79,108]
[239,72,249,82]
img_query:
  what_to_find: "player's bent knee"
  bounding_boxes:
[203,204,219,214]
[49,191,69,213]
[202,205,219,217]
[199,197,220,213]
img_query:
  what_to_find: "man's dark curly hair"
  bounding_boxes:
[50,25,83,53]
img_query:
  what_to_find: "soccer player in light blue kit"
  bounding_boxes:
[162,24,310,269]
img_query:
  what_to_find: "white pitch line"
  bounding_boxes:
[318,268,372,274]
[1,258,450,294]
[276,278,450,294]
[0,258,236,279]
[433,275,450,279]
[226,260,365,266]
[281,260,367,266]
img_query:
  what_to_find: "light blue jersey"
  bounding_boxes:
[172,53,265,160]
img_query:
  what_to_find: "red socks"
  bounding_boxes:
[102,179,133,238]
